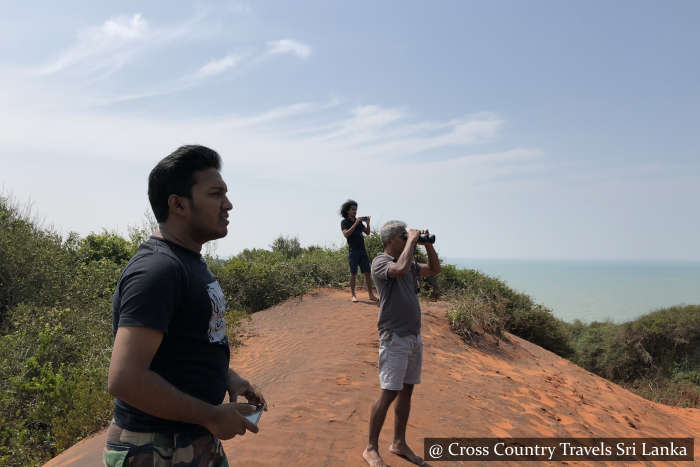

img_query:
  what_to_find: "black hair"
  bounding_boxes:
[148,145,222,222]
[339,199,358,219]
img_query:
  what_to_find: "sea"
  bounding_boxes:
[446,258,700,324]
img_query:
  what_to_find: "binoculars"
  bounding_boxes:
[418,233,436,244]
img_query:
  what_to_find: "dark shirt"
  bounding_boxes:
[341,218,367,252]
[371,253,422,336]
[111,236,230,434]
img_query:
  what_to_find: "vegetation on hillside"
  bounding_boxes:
[0,196,698,465]
[443,267,700,407]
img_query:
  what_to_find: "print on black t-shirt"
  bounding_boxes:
[206,280,227,344]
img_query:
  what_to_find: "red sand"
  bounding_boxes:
[45,288,698,466]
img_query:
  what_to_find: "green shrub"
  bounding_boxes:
[364,231,383,261]
[0,198,77,323]
[78,230,135,265]
[214,242,349,313]
[569,320,619,375]
[608,305,699,382]
[0,305,112,465]
[508,305,574,357]
[447,293,506,341]
[442,265,573,357]
[270,236,303,259]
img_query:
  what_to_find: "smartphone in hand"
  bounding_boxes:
[241,404,263,425]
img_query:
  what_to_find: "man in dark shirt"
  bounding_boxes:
[340,199,378,302]
[106,145,266,466]
[363,220,440,467]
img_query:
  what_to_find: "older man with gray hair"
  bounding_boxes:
[362,220,440,467]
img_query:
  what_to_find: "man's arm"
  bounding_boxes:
[387,230,420,278]
[363,216,371,235]
[418,242,441,277]
[108,326,258,439]
[342,218,363,238]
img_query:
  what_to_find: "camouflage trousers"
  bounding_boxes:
[103,422,229,467]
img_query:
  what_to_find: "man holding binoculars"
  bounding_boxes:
[363,221,440,467]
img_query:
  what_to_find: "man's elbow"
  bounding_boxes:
[107,371,123,398]
[108,367,134,399]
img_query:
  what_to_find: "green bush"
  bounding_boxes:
[270,236,303,259]
[508,305,574,357]
[447,293,506,341]
[0,199,77,323]
[364,231,383,261]
[0,306,112,465]
[214,243,349,313]
[442,265,573,356]
[569,320,619,376]
[565,306,700,407]
[78,230,135,265]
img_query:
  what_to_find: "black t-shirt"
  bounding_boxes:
[341,218,367,252]
[111,236,230,434]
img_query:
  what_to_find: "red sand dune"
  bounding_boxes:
[46,288,698,466]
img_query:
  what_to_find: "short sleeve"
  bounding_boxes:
[340,219,351,231]
[116,254,183,332]
[371,254,392,280]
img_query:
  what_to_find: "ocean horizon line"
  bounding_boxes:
[445,257,700,266]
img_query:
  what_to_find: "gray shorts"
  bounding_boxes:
[378,330,423,391]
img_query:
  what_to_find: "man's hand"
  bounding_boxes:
[407,229,420,244]
[227,370,267,410]
[205,402,259,440]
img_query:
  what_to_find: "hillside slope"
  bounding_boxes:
[46,288,698,466]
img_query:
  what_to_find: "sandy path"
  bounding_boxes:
[46,288,698,466]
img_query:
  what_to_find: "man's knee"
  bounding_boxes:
[378,388,399,406]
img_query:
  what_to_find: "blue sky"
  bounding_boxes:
[1,1,698,260]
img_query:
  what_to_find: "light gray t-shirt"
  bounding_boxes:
[371,252,421,336]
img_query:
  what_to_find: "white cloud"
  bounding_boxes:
[35,11,209,82]
[0,39,549,259]
[39,14,150,76]
[194,54,241,79]
[267,39,312,59]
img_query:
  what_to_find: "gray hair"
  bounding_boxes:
[380,220,407,248]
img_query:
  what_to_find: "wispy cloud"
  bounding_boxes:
[35,11,209,82]
[267,39,312,59]
[38,14,150,76]
[193,54,241,79]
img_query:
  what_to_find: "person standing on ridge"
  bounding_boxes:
[340,199,378,302]
[363,220,440,467]
[106,145,266,466]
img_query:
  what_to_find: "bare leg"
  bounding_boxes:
[390,384,424,465]
[364,272,378,301]
[350,273,358,302]
[363,389,398,466]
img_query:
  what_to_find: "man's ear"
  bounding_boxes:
[167,194,189,218]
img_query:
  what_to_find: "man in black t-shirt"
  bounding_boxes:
[340,199,378,302]
[106,145,266,466]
